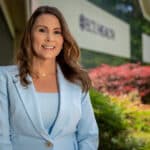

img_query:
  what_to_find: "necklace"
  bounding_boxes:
[38,72,56,77]
[31,71,56,78]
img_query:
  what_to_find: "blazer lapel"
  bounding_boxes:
[50,65,72,138]
[12,74,52,141]
[11,65,73,141]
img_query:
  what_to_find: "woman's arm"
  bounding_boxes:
[0,72,13,150]
[76,91,99,150]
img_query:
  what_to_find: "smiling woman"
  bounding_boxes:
[31,14,64,61]
[0,5,99,150]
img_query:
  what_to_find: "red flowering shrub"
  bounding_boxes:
[88,63,150,102]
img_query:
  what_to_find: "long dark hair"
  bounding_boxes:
[16,5,91,92]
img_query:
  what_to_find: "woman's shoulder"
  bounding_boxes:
[0,65,18,74]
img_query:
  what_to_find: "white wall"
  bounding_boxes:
[142,33,150,63]
[31,0,130,58]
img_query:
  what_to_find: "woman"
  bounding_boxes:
[0,6,99,150]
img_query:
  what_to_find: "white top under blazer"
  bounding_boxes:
[37,92,59,133]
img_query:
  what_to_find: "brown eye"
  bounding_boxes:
[39,28,46,32]
[54,31,62,35]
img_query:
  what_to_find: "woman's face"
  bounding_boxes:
[31,14,64,61]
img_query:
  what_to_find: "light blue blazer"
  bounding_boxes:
[0,65,99,150]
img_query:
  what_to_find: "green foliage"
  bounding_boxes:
[80,49,129,68]
[125,111,150,132]
[90,88,127,132]
[90,88,150,150]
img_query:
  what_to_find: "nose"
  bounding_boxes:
[46,34,50,42]
[45,33,53,42]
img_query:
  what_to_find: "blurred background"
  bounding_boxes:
[0,0,150,149]
[0,0,150,66]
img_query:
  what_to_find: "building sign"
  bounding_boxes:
[79,14,115,40]
[31,0,130,58]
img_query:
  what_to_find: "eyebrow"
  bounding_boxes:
[34,25,61,30]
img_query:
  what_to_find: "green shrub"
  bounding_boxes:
[90,88,150,150]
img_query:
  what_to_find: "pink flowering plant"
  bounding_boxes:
[89,63,150,102]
